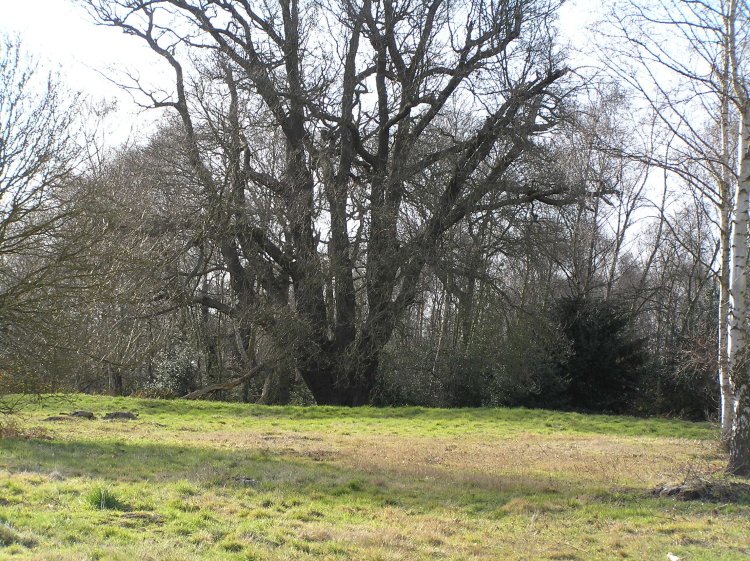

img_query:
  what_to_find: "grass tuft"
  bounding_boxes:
[0,417,49,440]
[0,522,36,548]
[84,485,127,511]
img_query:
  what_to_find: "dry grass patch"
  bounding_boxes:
[0,395,748,561]
[332,433,724,492]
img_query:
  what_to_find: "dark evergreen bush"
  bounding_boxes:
[550,296,646,414]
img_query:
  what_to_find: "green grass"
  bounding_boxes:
[0,395,747,560]
[84,485,127,511]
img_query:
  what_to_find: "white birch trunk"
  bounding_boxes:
[720,198,733,440]
[719,73,734,441]
[727,0,750,475]
[727,104,748,425]
[729,103,750,475]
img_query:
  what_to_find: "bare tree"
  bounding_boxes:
[605,0,750,474]
[79,0,573,405]
[0,35,84,389]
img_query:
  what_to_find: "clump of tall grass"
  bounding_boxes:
[0,417,48,440]
[85,485,127,511]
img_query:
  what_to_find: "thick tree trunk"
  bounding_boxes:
[729,104,750,475]
[304,368,374,406]
[108,366,123,396]
[729,385,750,475]
[299,343,380,406]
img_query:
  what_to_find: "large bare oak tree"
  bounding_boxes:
[80,0,571,405]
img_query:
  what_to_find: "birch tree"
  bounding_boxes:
[726,0,750,475]
[607,0,750,473]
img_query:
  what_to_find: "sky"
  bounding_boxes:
[0,0,169,141]
[0,0,159,97]
[0,0,601,142]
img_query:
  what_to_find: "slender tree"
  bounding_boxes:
[605,0,750,473]
[726,0,750,475]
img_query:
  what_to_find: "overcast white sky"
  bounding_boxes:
[0,0,601,141]
[1,0,158,97]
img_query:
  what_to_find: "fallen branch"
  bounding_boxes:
[182,363,267,400]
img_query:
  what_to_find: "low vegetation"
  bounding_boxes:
[0,396,748,560]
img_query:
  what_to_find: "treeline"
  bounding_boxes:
[1,94,718,418]
[0,0,736,427]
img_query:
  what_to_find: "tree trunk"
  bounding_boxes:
[299,345,380,406]
[719,82,734,441]
[717,33,736,440]
[183,363,266,400]
[728,110,749,371]
[258,373,273,405]
[108,365,123,396]
[729,103,750,475]
[729,385,750,475]
[257,368,292,405]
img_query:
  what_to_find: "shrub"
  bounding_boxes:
[141,347,200,397]
[550,296,647,414]
[639,332,719,420]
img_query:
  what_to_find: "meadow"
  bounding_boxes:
[0,395,748,560]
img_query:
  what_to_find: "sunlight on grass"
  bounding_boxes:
[0,395,746,560]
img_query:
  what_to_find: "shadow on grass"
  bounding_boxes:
[0,436,598,517]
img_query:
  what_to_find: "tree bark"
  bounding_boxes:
[108,365,123,396]
[729,103,750,475]
[719,69,734,441]
[729,384,750,475]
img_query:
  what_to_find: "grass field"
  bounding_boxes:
[0,395,748,560]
